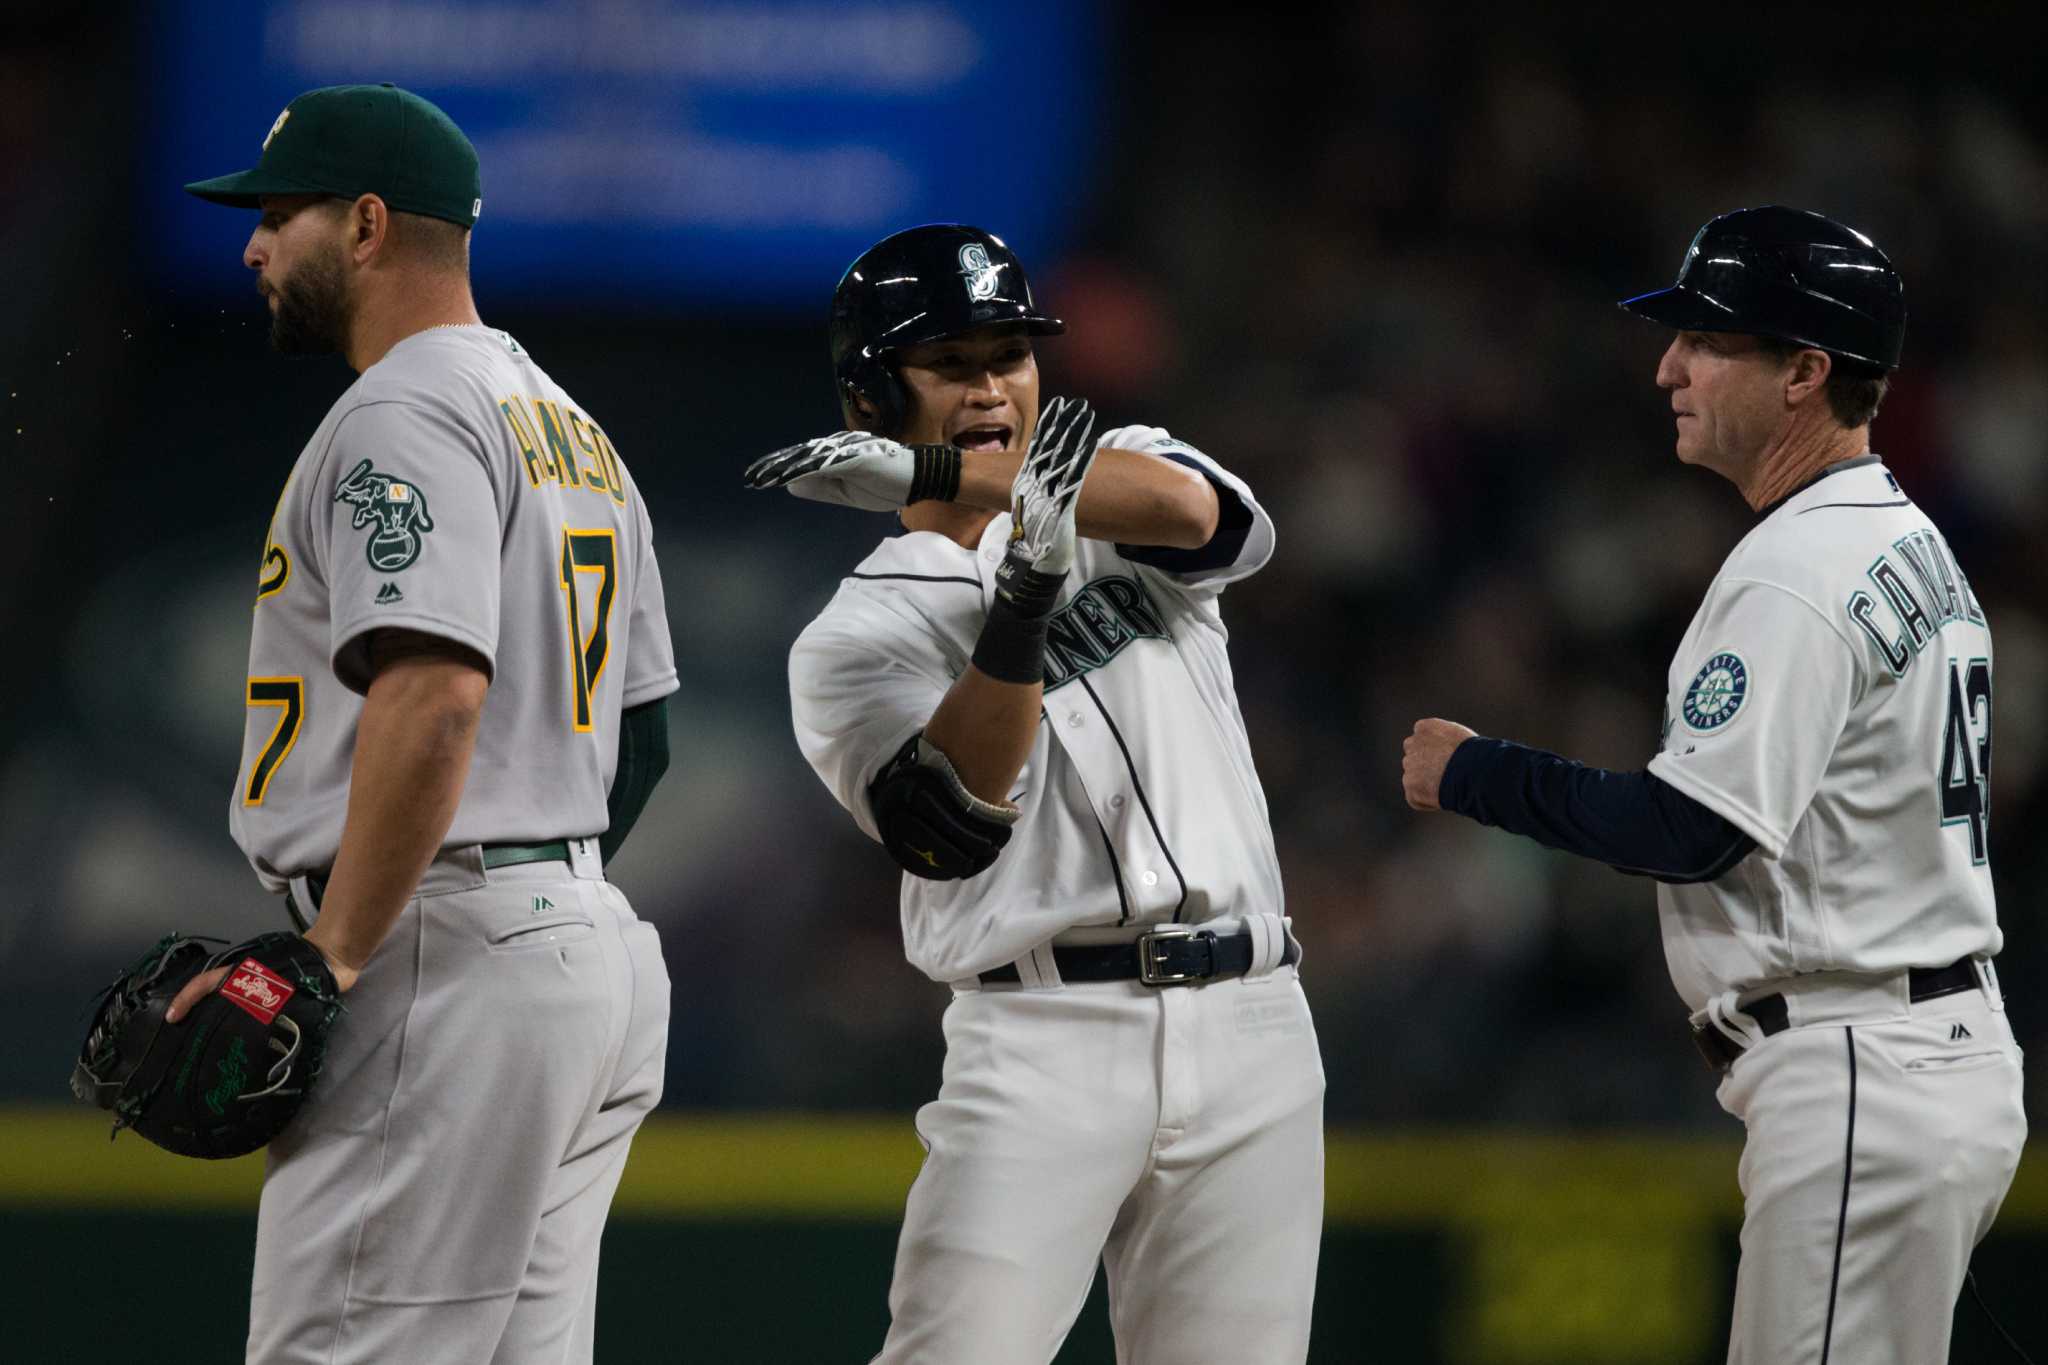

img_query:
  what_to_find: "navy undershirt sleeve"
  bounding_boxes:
[1439,737,1756,883]
[1116,453,1253,574]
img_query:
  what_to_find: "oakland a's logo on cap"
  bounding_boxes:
[959,243,1000,302]
[335,459,436,572]
[1681,651,1748,732]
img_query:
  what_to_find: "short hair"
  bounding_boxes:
[1755,335,1890,429]
[391,210,470,275]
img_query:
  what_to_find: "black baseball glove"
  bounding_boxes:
[71,932,343,1159]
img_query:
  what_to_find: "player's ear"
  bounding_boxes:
[345,193,391,266]
[1784,347,1832,409]
[842,386,883,434]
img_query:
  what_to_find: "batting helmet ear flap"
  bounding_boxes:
[839,353,909,438]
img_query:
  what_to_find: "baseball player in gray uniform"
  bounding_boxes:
[166,84,678,1363]
[746,224,1324,1363]
[1400,206,2025,1362]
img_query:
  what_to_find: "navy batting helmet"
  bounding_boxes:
[829,224,1065,436]
[1620,205,1906,370]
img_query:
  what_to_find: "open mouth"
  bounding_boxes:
[952,424,1011,453]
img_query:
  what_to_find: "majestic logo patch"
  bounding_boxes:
[374,581,404,605]
[1042,575,1169,692]
[335,459,436,571]
[263,108,291,151]
[1681,651,1749,733]
[219,958,295,1025]
[959,242,1000,302]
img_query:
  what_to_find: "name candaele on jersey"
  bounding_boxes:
[1847,526,1984,677]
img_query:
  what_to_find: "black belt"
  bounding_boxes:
[1690,958,1984,1072]
[979,926,1298,988]
[286,840,577,928]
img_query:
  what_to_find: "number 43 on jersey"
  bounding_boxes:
[1941,656,1992,865]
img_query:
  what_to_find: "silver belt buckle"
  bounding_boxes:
[1136,925,1204,987]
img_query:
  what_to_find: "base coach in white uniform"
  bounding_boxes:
[171,85,678,1363]
[1401,206,2025,1363]
[746,224,1324,1364]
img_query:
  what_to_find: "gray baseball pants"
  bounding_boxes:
[246,841,669,1364]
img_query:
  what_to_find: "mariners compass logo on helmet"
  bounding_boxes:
[1681,651,1749,732]
[335,459,436,571]
[958,243,1001,302]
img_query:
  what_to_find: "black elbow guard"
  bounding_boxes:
[867,734,1019,880]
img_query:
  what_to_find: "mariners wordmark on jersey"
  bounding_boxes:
[1042,575,1170,691]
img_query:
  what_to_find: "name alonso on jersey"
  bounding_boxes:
[498,395,629,504]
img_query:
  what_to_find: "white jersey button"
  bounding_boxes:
[1067,712,1085,728]
[1141,870,1159,887]
[1110,794,1126,810]
[983,547,1000,563]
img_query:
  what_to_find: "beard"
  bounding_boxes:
[265,246,352,355]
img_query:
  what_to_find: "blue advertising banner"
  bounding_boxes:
[148,0,1106,309]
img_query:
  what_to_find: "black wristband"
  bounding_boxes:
[991,555,1063,618]
[906,443,962,504]
[971,557,1065,684]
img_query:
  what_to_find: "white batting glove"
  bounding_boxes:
[1003,397,1099,582]
[743,431,962,512]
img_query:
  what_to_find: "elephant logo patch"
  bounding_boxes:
[335,459,436,572]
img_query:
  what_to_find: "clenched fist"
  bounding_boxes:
[1402,718,1477,811]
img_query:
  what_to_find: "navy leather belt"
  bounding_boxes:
[979,925,1298,988]
[1690,958,1983,1072]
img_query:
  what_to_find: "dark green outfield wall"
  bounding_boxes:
[8,1109,2040,1363]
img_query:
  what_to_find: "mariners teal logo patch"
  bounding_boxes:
[1681,651,1748,732]
[335,459,435,571]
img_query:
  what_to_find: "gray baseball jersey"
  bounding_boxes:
[789,424,1285,983]
[229,325,678,887]
[1648,456,1999,1009]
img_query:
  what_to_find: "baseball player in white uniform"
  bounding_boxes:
[1400,206,2025,1362]
[746,224,1324,1364]
[169,84,678,1363]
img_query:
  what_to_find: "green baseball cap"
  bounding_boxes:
[184,83,482,229]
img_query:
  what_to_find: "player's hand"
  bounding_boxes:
[1004,397,1098,580]
[743,431,961,511]
[163,964,232,1024]
[164,939,357,1023]
[1402,718,1477,812]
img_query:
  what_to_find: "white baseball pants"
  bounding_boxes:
[873,956,1325,1365]
[1712,964,2025,1363]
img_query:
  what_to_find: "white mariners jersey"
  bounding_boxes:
[1648,455,1999,1009]
[790,425,1284,983]
[230,326,679,890]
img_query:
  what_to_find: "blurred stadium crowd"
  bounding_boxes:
[5,2,2043,1129]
